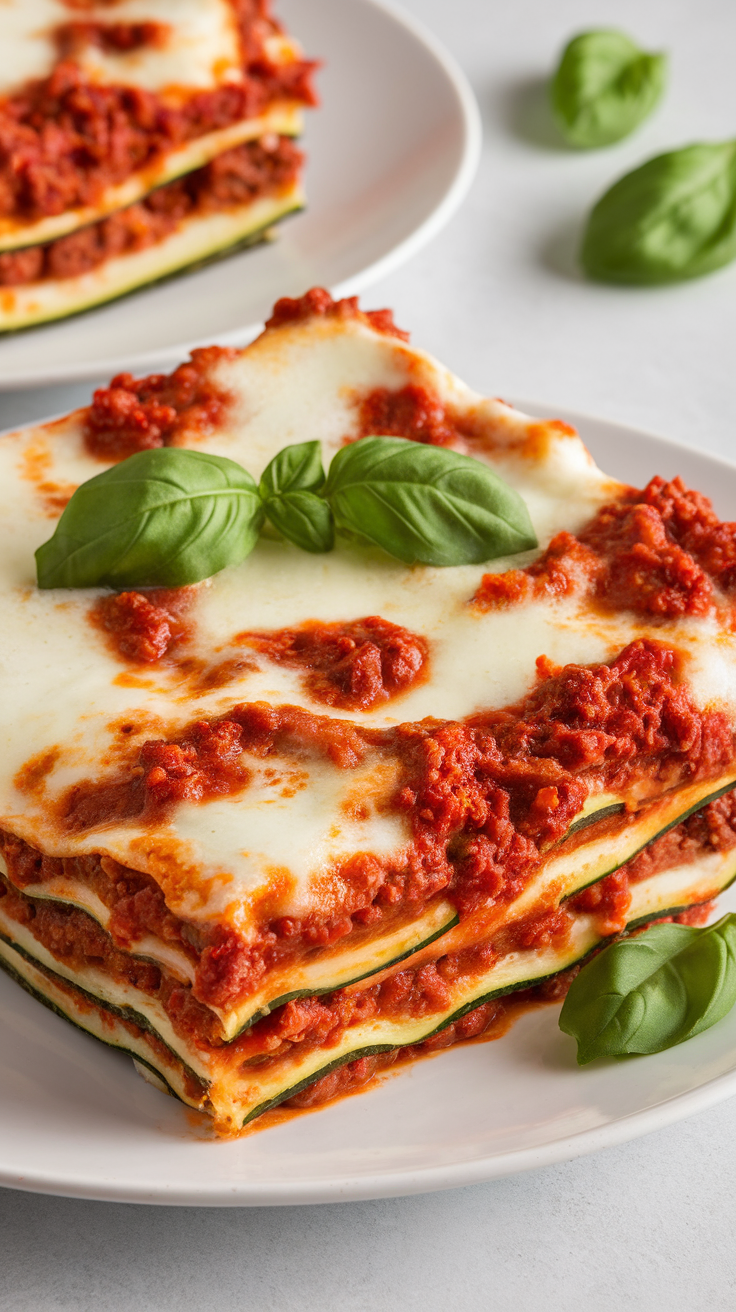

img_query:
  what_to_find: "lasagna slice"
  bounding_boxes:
[0,1,316,329]
[2,288,736,1133]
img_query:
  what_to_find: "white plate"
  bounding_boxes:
[2,409,736,1205]
[0,0,480,391]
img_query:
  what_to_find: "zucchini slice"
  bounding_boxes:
[4,772,735,1043]
[1,846,734,1129]
[0,860,458,1041]
[235,848,736,1125]
[0,184,304,333]
[0,103,304,253]
[0,937,208,1113]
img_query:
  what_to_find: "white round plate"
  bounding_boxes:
[3,412,736,1206]
[0,0,480,391]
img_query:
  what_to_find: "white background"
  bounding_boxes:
[2,0,736,1306]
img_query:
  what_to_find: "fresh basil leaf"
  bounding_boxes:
[581,141,736,284]
[259,440,326,498]
[559,914,736,1064]
[550,30,667,149]
[36,448,264,589]
[323,436,537,567]
[264,490,335,553]
[259,441,332,552]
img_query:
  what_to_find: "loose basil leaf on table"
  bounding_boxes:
[581,141,736,284]
[323,436,537,567]
[559,914,736,1064]
[550,29,667,149]
[259,440,334,552]
[36,448,264,589]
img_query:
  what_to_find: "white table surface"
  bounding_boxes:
[2,0,736,1306]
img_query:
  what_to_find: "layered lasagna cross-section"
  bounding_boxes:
[0,1,317,330]
[3,288,736,1133]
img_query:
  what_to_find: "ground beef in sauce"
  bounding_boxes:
[473,476,736,620]
[29,638,733,1010]
[240,616,428,711]
[2,773,733,1055]
[0,135,303,291]
[264,286,409,340]
[92,587,194,663]
[84,344,237,460]
[0,0,317,224]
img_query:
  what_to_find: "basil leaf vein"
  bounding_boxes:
[551,29,667,149]
[36,448,264,589]
[581,141,736,284]
[559,914,736,1064]
[258,440,333,552]
[259,440,326,497]
[264,490,335,553]
[323,436,537,567]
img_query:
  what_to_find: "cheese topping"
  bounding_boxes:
[0,0,242,98]
[3,316,736,932]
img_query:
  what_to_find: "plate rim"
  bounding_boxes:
[3,407,736,1205]
[0,0,482,392]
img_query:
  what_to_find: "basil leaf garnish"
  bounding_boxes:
[581,141,736,284]
[36,435,537,585]
[259,440,333,552]
[323,436,537,567]
[559,914,736,1064]
[551,30,667,149]
[36,448,264,589]
[259,440,326,497]
[264,490,335,553]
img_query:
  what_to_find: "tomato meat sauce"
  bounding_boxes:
[18,637,729,1012]
[265,286,410,341]
[92,587,196,663]
[80,288,406,461]
[0,135,303,292]
[0,0,317,224]
[239,616,429,712]
[473,476,736,620]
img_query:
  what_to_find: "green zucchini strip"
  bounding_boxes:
[4,772,734,1043]
[1,847,734,1127]
[0,185,304,333]
[0,103,304,253]
[0,911,213,1083]
[0,854,459,1041]
[235,848,736,1124]
[0,936,208,1113]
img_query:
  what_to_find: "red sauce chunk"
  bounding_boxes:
[0,0,318,224]
[55,22,170,58]
[473,476,736,620]
[92,589,192,663]
[239,616,429,711]
[60,702,372,832]
[84,344,237,460]
[355,383,460,447]
[264,287,410,341]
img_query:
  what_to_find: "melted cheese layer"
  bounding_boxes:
[0,0,242,99]
[2,316,736,937]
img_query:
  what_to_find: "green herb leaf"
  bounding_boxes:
[258,440,333,552]
[581,141,736,284]
[259,440,326,498]
[559,914,736,1064]
[35,448,264,589]
[264,490,335,553]
[550,30,667,149]
[323,436,537,567]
